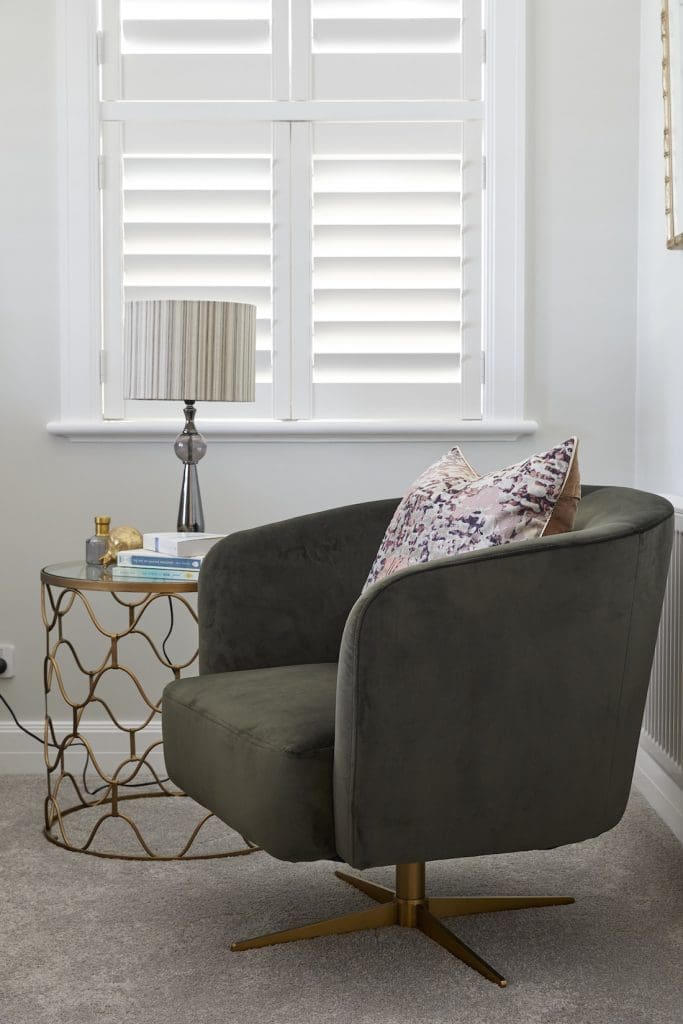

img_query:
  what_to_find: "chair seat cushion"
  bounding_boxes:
[162,663,338,862]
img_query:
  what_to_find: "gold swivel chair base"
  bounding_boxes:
[231,862,574,987]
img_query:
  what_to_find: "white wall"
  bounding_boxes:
[636,0,683,494]
[527,0,641,471]
[0,0,642,748]
[634,0,683,841]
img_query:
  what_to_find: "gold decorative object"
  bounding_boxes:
[99,525,144,567]
[40,563,259,861]
[232,862,574,988]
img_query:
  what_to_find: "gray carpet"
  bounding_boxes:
[0,777,681,1024]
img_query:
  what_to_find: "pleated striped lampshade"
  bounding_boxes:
[124,300,256,402]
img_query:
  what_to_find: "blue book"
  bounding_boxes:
[116,550,203,571]
[111,565,200,581]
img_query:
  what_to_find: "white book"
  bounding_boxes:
[142,532,226,557]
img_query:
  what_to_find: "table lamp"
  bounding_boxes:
[124,299,256,532]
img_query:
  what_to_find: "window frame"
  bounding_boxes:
[49,0,535,442]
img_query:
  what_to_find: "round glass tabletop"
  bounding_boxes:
[40,562,198,593]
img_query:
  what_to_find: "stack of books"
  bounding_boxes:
[111,533,226,581]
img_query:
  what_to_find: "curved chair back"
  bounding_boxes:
[334,486,674,869]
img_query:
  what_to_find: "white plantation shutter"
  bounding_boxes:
[311,120,482,420]
[101,121,275,419]
[100,0,277,419]
[98,0,488,424]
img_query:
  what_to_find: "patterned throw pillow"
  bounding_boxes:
[364,437,580,591]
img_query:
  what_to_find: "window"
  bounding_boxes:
[52,0,531,440]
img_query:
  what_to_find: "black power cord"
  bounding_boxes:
[0,693,170,794]
[161,595,175,665]
[0,691,53,747]
[1,597,179,792]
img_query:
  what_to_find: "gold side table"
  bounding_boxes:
[40,562,257,862]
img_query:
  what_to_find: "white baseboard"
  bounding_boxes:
[634,745,683,844]
[0,721,165,775]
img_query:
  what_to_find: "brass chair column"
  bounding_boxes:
[395,863,425,926]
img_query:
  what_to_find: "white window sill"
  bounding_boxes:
[46,418,538,443]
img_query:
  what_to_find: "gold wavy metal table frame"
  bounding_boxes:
[40,565,258,862]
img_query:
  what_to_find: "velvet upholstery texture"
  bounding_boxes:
[162,486,673,870]
[197,499,399,674]
[163,664,338,861]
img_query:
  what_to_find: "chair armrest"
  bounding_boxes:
[333,503,672,870]
[198,498,399,673]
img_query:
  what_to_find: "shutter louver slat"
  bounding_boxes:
[315,322,460,354]
[124,224,272,255]
[314,257,460,288]
[314,159,461,191]
[315,354,459,383]
[313,19,459,52]
[124,191,271,223]
[313,1,460,15]
[124,158,271,190]
[124,254,271,286]
[121,2,271,16]
[313,225,461,256]
[123,20,271,53]
[314,193,461,225]
[124,286,272,315]
[314,289,461,320]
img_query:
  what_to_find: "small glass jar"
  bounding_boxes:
[86,516,111,565]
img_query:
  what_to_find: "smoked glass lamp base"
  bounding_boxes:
[174,401,207,533]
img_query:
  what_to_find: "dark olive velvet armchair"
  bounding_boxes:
[162,485,673,987]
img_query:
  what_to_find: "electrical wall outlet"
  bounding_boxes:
[0,645,15,679]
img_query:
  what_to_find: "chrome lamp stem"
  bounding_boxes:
[174,400,207,532]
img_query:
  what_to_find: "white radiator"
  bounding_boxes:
[640,499,683,788]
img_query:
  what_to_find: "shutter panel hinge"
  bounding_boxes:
[99,351,107,385]
[96,30,105,66]
[482,155,487,190]
[482,28,487,64]
[97,155,105,190]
